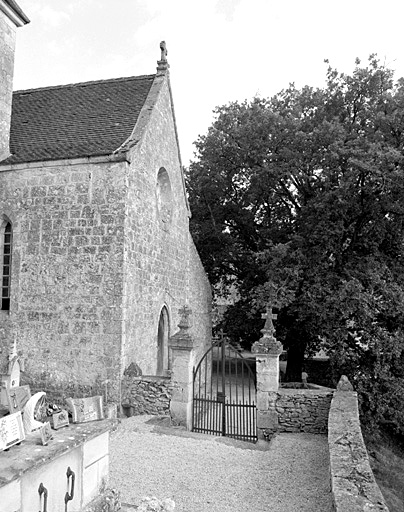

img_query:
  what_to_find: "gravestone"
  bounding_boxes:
[66,396,104,423]
[6,385,31,414]
[49,409,69,430]
[39,422,53,445]
[0,411,25,451]
[22,391,46,434]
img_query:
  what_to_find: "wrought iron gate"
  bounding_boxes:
[192,337,257,443]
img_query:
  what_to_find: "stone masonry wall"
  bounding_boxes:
[122,75,211,376]
[276,389,333,434]
[328,390,389,511]
[0,159,127,401]
[187,241,212,364]
[0,10,16,160]
[121,375,172,416]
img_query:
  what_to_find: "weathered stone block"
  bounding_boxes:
[257,410,278,430]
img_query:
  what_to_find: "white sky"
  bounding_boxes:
[12,0,404,166]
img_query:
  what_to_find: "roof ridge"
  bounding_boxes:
[13,74,156,95]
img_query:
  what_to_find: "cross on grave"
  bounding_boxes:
[261,304,277,337]
[217,329,227,341]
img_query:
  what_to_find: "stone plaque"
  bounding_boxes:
[40,422,53,445]
[0,411,25,451]
[6,385,31,414]
[49,409,69,430]
[67,396,104,423]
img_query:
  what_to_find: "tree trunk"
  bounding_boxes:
[285,340,306,382]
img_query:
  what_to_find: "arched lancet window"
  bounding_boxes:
[156,306,170,376]
[1,221,12,311]
[156,167,173,226]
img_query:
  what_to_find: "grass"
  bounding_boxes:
[365,430,404,512]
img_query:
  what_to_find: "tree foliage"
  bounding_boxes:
[186,56,404,435]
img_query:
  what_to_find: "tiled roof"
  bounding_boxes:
[4,75,155,165]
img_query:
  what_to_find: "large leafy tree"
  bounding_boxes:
[186,56,404,435]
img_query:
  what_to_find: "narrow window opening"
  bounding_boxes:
[2,222,12,311]
[157,306,170,375]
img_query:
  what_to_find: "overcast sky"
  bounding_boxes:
[13,0,404,166]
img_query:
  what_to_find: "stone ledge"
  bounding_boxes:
[328,391,389,511]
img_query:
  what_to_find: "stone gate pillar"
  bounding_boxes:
[168,306,195,430]
[252,304,283,438]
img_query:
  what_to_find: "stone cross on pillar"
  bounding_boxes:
[252,303,284,438]
[253,304,282,355]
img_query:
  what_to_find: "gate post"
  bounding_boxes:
[168,306,195,430]
[252,305,283,439]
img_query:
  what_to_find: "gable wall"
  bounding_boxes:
[0,160,127,400]
[123,77,211,375]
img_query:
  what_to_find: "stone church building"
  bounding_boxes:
[0,1,211,403]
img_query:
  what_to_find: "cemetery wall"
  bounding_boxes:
[276,388,333,434]
[328,390,389,512]
[121,375,172,416]
[257,386,333,438]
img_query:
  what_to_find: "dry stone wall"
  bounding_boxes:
[276,388,333,434]
[121,375,172,416]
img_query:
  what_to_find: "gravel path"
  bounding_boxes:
[110,416,333,512]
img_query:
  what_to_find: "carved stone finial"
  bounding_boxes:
[178,305,192,331]
[337,375,354,392]
[157,41,170,74]
[160,41,167,61]
[168,305,194,350]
